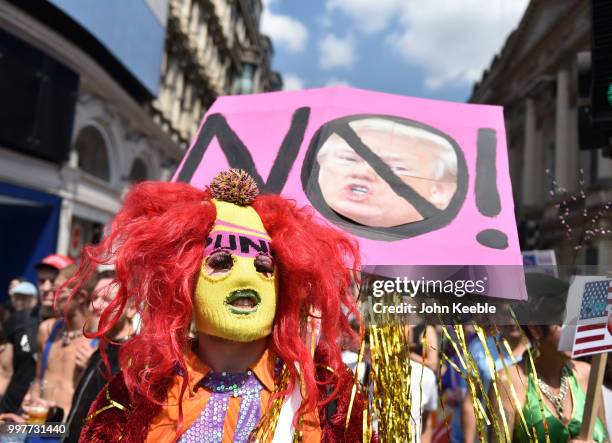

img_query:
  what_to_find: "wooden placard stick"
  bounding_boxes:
[579,352,608,440]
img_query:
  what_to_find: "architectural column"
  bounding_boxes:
[171,72,184,127]
[597,150,612,180]
[180,0,190,27]
[567,106,580,185]
[189,1,199,35]
[522,98,538,206]
[56,199,74,256]
[555,69,572,190]
[57,165,80,256]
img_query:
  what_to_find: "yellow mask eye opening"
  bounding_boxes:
[204,250,235,275]
[254,254,275,279]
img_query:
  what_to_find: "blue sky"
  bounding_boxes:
[261,0,529,103]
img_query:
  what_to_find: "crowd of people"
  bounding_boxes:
[0,254,132,442]
[0,254,610,442]
[344,273,612,443]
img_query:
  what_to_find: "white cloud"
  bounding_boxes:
[325,0,528,91]
[390,1,528,90]
[261,2,309,53]
[325,0,404,34]
[324,78,352,87]
[283,73,305,91]
[319,34,356,70]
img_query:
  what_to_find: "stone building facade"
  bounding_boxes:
[154,0,282,146]
[469,0,612,265]
[0,0,280,288]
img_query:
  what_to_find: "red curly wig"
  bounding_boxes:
[71,180,361,431]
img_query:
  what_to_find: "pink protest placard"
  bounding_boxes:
[173,87,525,298]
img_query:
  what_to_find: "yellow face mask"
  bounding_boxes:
[194,200,277,342]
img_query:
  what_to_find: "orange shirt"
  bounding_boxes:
[146,348,321,442]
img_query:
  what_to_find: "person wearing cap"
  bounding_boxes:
[9,281,38,312]
[35,254,74,321]
[0,281,40,414]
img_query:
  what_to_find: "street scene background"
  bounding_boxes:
[1,1,612,442]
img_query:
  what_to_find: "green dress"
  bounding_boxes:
[513,367,607,442]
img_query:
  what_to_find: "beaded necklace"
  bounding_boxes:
[179,370,263,443]
[537,365,570,418]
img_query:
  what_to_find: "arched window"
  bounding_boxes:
[128,158,148,183]
[74,126,110,181]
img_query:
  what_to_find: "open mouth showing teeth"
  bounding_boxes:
[350,185,369,196]
[225,290,261,315]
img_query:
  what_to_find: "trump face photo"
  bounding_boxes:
[316,117,458,228]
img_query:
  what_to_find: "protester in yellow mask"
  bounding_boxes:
[194,199,277,342]
[78,169,365,443]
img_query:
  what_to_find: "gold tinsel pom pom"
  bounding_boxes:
[210,169,259,206]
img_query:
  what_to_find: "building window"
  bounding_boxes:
[585,246,598,265]
[129,158,148,183]
[68,216,104,258]
[74,125,110,181]
[234,63,256,94]
[251,0,261,27]
[231,3,237,27]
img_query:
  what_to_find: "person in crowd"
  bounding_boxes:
[440,324,475,443]
[461,317,529,443]
[408,346,439,443]
[341,315,369,385]
[1,278,23,323]
[35,254,74,321]
[490,273,608,443]
[62,265,136,442]
[8,281,37,312]
[0,281,39,413]
[28,264,98,419]
[0,279,22,396]
[0,342,10,400]
[407,323,439,371]
[6,279,23,295]
[82,265,116,332]
[78,171,365,442]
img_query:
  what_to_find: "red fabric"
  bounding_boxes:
[318,365,365,442]
[79,372,167,443]
[431,415,452,443]
[36,253,73,270]
[315,347,366,443]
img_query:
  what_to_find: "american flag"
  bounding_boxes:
[572,280,612,357]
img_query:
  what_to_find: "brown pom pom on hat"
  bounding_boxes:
[210,169,259,206]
